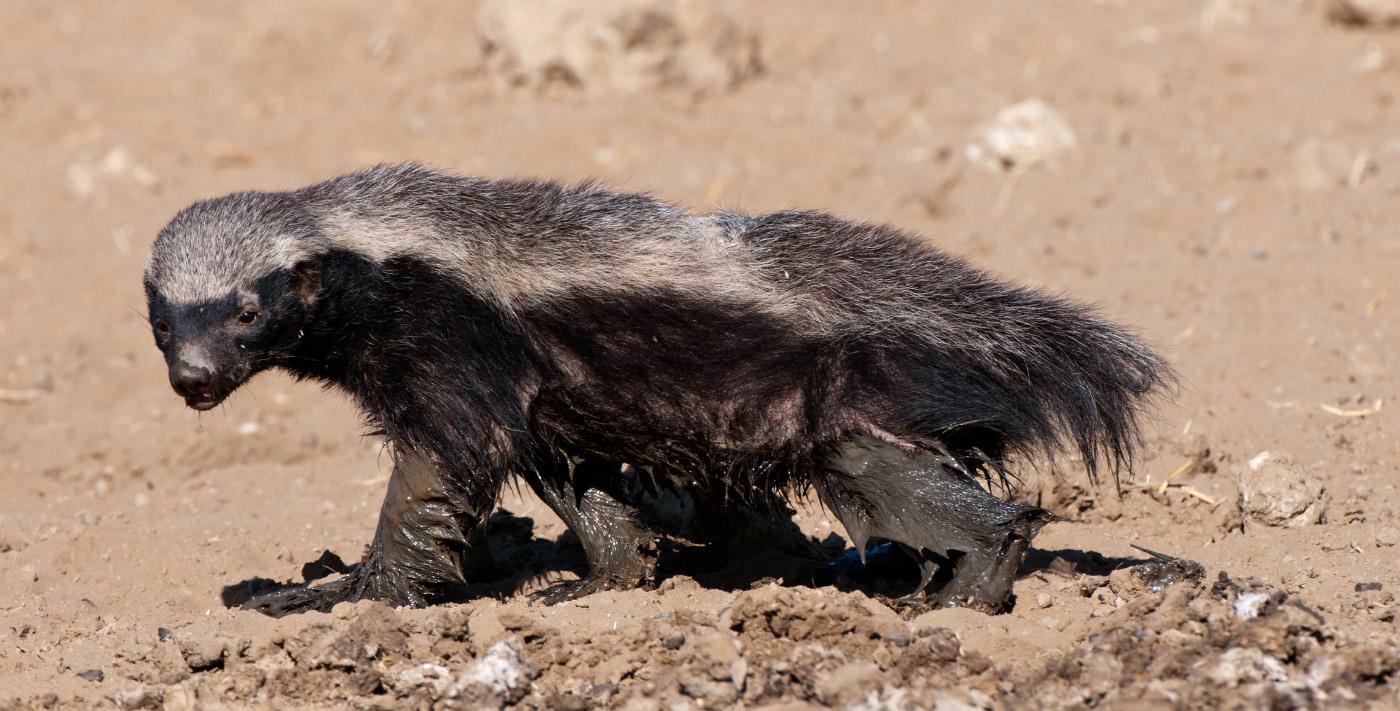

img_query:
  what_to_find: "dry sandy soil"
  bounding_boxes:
[2,1,1399,708]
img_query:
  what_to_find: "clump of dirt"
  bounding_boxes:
[1238,451,1330,528]
[476,0,762,97]
[1023,572,1400,708]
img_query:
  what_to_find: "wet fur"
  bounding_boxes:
[145,164,1173,610]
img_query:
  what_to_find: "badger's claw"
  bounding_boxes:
[530,571,649,605]
[242,578,354,617]
[241,565,428,617]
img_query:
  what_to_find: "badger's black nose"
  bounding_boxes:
[170,361,214,397]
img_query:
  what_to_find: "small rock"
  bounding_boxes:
[1292,139,1357,191]
[814,661,883,707]
[391,663,454,697]
[1356,582,1383,592]
[157,627,173,643]
[661,632,686,650]
[965,98,1077,172]
[76,668,104,683]
[459,639,538,695]
[477,0,762,96]
[1237,452,1328,528]
[882,630,911,647]
[924,627,961,663]
[161,687,196,711]
[1035,592,1053,609]
[1209,647,1289,686]
[1233,592,1276,619]
[179,636,227,672]
[112,687,162,710]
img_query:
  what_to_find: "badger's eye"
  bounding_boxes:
[154,320,171,337]
[237,308,259,325]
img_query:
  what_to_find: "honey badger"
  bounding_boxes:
[144,164,1171,617]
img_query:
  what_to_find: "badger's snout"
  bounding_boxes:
[170,360,218,407]
[167,344,228,410]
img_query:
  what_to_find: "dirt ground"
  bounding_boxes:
[2,1,1399,708]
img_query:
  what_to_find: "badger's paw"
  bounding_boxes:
[529,571,651,605]
[240,566,425,617]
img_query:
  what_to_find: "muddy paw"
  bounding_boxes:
[530,573,644,605]
[242,576,359,617]
[240,567,423,617]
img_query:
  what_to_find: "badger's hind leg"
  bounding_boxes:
[525,457,659,604]
[242,445,493,617]
[814,436,1052,613]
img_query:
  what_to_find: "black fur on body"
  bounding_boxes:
[144,164,1172,615]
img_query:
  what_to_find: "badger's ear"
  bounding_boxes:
[292,259,323,303]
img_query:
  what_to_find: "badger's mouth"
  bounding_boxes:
[185,391,226,411]
[176,371,249,411]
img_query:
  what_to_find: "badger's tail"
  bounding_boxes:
[890,284,1175,489]
[734,209,1173,487]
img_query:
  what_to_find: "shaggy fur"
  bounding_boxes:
[144,164,1172,614]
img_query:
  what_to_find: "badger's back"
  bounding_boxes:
[299,165,1170,482]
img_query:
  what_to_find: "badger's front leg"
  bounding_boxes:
[243,445,493,617]
[524,457,659,604]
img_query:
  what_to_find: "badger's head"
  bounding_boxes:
[144,191,326,410]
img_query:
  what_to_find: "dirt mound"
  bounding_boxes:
[477,0,762,97]
[19,567,1391,710]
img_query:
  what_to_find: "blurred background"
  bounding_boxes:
[1,1,1398,706]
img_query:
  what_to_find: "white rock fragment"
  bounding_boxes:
[1232,592,1273,619]
[476,0,761,95]
[1237,452,1328,528]
[1292,139,1362,191]
[1210,647,1289,686]
[457,639,532,695]
[1356,43,1388,72]
[964,99,1077,172]
[931,689,996,711]
[392,663,454,697]
[66,147,161,200]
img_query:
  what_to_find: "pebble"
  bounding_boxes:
[476,0,762,96]
[1233,592,1276,620]
[1356,582,1383,592]
[157,627,173,643]
[1237,451,1328,528]
[76,668,104,682]
[965,98,1077,172]
[883,630,911,647]
[923,627,961,663]
[661,632,685,650]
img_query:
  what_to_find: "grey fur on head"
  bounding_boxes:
[146,190,322,304]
